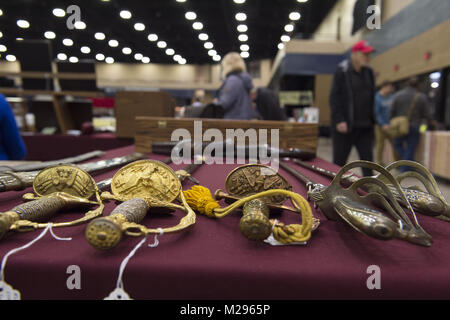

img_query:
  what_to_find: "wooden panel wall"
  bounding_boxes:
[371,19,450,84]
[314,75,333,126]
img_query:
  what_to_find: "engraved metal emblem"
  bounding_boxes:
[33,165,96,199]
[225,164,292,205]
[110,160,180,203]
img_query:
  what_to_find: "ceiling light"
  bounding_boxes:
[120,10,132,19]
[105,57,114,64]
[281,35,291,42]
[278,43,285,50]
[179,58,187,65]
[198,33,208,41]
[95,32,105,40]
[134,23,145,31]
[6,55,16,62]
[166,48,175,56]
[430,72,441,80]
[16,38,24,41]
[233,0,246,3]
[44,31,56,39]
[148,34,158,41]
[157,41,167,48]
[240,52,249,58]
[69,56,78,63]
[57,53,67,60]
[208,50,217,56]
[240,44,249,51]
[289,12,301,21]
[17,20,30,29]
[96,53,105,61]
[297,0,308,2]
[134,53,143,60]
[185,12,197,20]
[63,38,73,46]
[193,22,203,30]
[238,34,248,42]
[204,42,213,49]
[237,24,248,32]
[74,21,86,30]
[141,57,150,64]
[122,47,132,54]
[235,13,247,21]
[108,39,119,47]
[52,8,65,17]
[176,0,187,2]
[173,55,182,62]
[0,9,3,16]
[81,46,90,54]
[431,82,439,89]
[213,55,221,62]
[0,31,2,38]
[285,24,294,32]
[0,45,7,52]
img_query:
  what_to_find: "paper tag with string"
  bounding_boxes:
[104,229,163,300]
[0,281,20,300]
[0,223,72,300]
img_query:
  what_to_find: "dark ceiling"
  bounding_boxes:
[0,0,337,65]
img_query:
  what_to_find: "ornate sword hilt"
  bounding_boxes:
[0,164,104,240]
[85,160,196,250]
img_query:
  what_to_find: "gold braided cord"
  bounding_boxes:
[183,185,313,243]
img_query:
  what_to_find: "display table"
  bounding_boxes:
[21,133,133,161]
[0,145,449,300]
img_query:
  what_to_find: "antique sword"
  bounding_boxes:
[85,159,199,250]
[0,152,147,192]
[0,150,105,172]
[279,160,433,247]
[293,159,450,219]
[151,140,316,161]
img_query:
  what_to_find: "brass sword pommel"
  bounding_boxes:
[240,199,272,241]
[86,198,149,250]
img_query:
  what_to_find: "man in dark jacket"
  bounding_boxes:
[251,87,287,121]
[329,40,376,176]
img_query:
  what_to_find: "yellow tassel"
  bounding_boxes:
[183,185,221,218]
[184,185,314,243]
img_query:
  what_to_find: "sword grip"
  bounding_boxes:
[85,198,149,250]
[0,196,67,239]
[110,198,149,223]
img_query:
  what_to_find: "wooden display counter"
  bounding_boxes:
[135,116,318,154]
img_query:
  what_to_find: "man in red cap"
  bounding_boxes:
[329,40,376,176]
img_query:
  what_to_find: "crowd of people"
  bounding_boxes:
[330,40,436,175]
[0,43,438,168]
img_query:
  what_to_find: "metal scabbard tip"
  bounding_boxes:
[85,218,122,250]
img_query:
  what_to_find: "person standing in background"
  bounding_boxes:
[0,93,26,160]
[390,76,436,172]
[374,80,396,165]
[329,40,376,176]
[191,89,206,108]
[217,52,256,120]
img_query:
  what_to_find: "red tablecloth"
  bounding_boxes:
[22,133,133,161]
[0,145,449,300]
